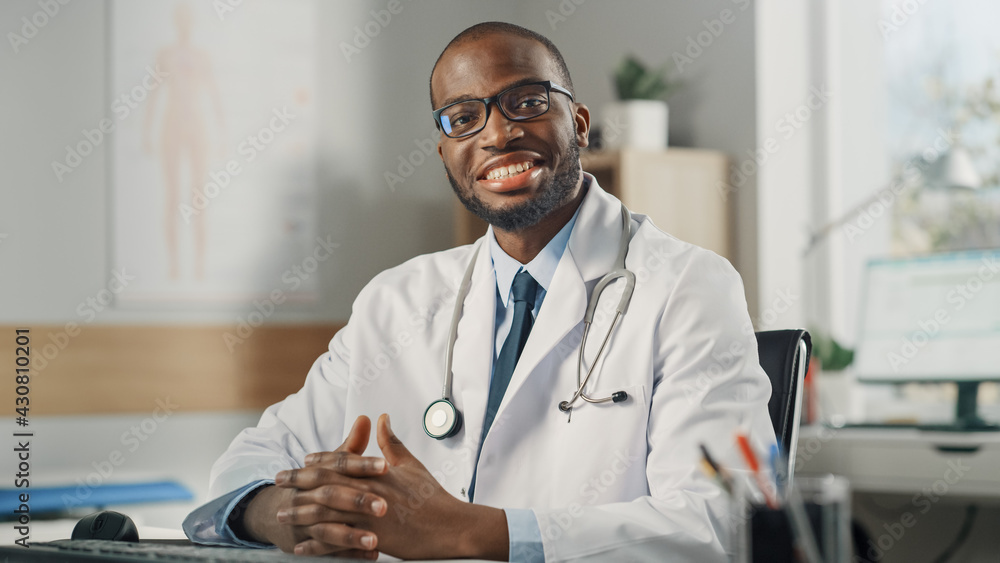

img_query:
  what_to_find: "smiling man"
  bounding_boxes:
[184,22,775,562]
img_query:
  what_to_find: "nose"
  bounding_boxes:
[476,102,523,150]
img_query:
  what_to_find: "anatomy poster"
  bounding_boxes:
[111,0,318,304]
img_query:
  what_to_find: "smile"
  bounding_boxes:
[485,161,534,180]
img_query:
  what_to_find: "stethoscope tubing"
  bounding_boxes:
[427,203,634,439]
[558,310,623,411]
[442,244,481,399]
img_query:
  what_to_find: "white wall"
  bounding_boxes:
[0,1,111,323]
[754,0,813,332]
[754,0,890,338]
[822,0,890,345]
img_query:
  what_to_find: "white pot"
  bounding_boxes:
[600,100,669,150]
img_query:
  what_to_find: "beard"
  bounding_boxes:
[446,141,581,232]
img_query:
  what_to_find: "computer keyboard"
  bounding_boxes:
[0,539,368,562]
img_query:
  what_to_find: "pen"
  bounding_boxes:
[769,443,786,500]
[698,444,733,495]
[736,433,778,509]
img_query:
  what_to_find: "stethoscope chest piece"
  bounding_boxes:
[423,398,462,439]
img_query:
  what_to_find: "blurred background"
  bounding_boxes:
[1,0,998,560]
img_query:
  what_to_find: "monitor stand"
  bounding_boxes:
[919,382,1000,432]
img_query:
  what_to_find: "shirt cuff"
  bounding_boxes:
[504,508,545,563]
[182,479,277,548]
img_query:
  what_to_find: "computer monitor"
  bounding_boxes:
[853,249,1000,430]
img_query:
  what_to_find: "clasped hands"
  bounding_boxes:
[257,414,507,560]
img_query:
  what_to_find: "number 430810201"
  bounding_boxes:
[15,328,29,418]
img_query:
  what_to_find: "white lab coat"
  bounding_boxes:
[208,176,775,562]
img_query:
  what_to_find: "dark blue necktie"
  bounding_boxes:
[481,270,538,441]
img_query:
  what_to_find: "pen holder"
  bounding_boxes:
[733,474,851,563]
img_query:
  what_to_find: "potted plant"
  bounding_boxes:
[602,55,680,150]
[804,330,855,424]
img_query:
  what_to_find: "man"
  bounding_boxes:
[184,22,774,562]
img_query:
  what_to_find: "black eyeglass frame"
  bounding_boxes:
[432,80,575,138]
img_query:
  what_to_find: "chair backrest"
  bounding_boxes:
[755,329,811,481]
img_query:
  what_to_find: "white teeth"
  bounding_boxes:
[486,161,533,180]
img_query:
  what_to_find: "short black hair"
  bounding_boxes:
[429,21,575,109]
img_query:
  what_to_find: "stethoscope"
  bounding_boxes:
[423,203,636,439]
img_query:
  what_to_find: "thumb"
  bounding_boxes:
[377,414,414,467]
[338,415,371,455]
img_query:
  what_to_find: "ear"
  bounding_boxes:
[573,102,591,149]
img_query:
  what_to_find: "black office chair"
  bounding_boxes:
[755,329,811,482]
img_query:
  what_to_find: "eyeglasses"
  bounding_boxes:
[432,80,574,138]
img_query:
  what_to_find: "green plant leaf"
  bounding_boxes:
[808,329,855,372]
[614,55,679,101]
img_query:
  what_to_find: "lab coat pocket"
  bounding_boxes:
[555,383,650,502]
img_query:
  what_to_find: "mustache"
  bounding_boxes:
[478,144,542,158]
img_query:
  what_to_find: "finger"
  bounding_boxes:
[292,482,387,517]
[303,450,388,475]
[275,503,365,527]
[276,461,386,490]
[338,415,372,455]
[377,413,414,467]
[295,523,378,554]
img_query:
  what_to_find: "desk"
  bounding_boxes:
[795,426,1000,563]
[795,425,1000,499]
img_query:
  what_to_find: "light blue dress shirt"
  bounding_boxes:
[183,192,584,563]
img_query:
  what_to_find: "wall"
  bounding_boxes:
[0,0,517,326]
[754,0,891,341]
[0,0,760,326]
[524,0,760,315]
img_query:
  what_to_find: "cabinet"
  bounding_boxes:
[453,148,733,262]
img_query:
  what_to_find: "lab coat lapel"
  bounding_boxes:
[451,242,496,449]
[566,178,631,284]
[497,178,624,414]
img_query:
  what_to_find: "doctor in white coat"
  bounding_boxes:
[184,22,775,562]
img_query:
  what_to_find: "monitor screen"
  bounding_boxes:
[854,249,1000,382]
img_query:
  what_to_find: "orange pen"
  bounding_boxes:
[736,433,778,509]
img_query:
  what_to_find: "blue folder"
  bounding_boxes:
[2,480,193,516]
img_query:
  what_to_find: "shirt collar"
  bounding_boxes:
[487,178,588,308]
